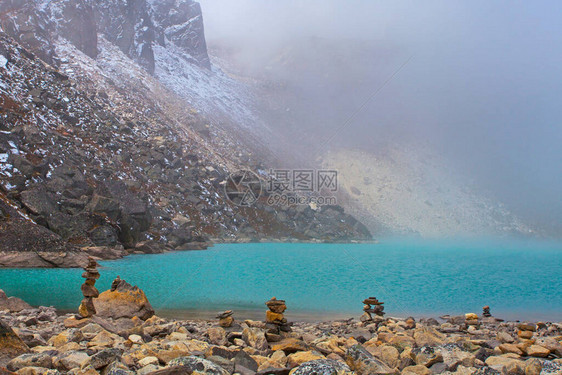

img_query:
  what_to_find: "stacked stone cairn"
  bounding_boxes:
[483,305,492,317]
[265,297,291,339]
[360,296,384,322]
[78,257,100,319]
[216,310,234,327]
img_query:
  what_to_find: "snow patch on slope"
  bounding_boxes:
[152,42,260,129]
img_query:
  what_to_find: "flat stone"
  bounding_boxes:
[270,338,309,354]
[526,345,550,358]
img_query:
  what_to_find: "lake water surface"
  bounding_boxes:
[0,239,561,321]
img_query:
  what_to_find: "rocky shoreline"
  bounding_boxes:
[0,288,561,375]
[0,238,378,269]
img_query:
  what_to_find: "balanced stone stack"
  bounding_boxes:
[216,310,234,327]
[265,297,291,338]
[483,305,492,317]
[78,257,100,319]
[360,297,384,322]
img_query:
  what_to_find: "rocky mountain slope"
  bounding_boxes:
[0,1,371,267]
[321,146,535,238]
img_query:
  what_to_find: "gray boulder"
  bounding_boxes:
[345,344,396,375]
[292,359,353,375]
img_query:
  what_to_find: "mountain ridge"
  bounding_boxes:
[0,1,372,267]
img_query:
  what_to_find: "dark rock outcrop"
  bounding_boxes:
[150,0,211,69]
[50,0,98,58]
[0,196,89,268]
[0,1,372,268]
[95,0,156,73]
[0,0,210,74]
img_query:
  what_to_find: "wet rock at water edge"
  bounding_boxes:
[216,310,234,328]
[93,276,154,320]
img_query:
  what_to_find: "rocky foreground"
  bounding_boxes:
[0,290,561,375]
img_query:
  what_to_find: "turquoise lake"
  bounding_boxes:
[0,240,561,321]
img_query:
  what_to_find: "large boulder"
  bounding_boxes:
[6,352,52,371]
[0,319,29,365]
[20,187,58,218]
[152,356,229,375]
[242,327,268,351]
[0,290,31,312]
[93,277,154,320]
[345,344,396,375]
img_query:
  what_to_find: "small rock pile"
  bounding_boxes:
[265,297,291,339]
[78,257,100,319]
[483,305,492,317]
[216,310,234,327]
[360,297,384,322]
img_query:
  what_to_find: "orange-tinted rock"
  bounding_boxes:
[0,319,29,360]
[266,310,284,323]
[93,277,154,320]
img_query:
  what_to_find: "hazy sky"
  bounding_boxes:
[199,0,562,234]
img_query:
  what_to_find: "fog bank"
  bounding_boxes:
[200,0,562,236]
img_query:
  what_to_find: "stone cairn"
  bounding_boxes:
[265,297,291,337]
[78,257,100,319]
[360,296,385,322]
[483,305,491,317]
[216,310,234,327]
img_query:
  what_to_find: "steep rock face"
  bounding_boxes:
[0,0,57,64]
[49,0,97,59]
[94,0,156,73]
[1,0,211,74]
[149,0,210,69]
[0,0,97,63]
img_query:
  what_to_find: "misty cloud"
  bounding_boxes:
[200,0,562,235]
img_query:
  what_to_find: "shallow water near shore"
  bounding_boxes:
[1,239,561,321]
